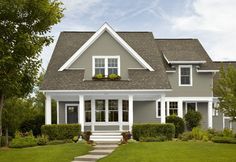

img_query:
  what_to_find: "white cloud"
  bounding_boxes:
[169,0,236,61]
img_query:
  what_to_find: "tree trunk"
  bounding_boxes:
[5,127,8,146]
[0,92,4,147]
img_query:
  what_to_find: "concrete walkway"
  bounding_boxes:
[72,142,118,162]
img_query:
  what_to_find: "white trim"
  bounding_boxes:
[67,68,85,70]
[208,100,213,128]
[65,104,79,124]
[128,95,133,131]
[58,23,154,71]
[56,101,59,124]
[163,54,206,64]
[196,69,219,73]
[45,94,52,125]
[155,100,161,118]
[92,56,120,76]
[79,95,85,132]
[40,89,172,93]
[179,65,193,86]
[160,94,166,123]
[166,70,176,73]
[165,97,214,102]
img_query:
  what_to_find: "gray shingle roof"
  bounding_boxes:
[40,32,171,90]
[156,39,219,71]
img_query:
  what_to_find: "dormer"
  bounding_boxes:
[58,23,154,80]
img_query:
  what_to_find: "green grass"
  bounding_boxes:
[99,141,236,162]
[0,143,92,162]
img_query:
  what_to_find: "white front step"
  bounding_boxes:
[90,131,123,142]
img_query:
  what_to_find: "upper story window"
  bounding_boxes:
[179,65,192,86]
[93,56,120,76]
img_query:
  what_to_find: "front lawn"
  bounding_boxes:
[0,143,91,162]
[99,141,236,162]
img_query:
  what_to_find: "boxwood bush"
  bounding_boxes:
[184,110,202,130]
[166,115,185,137]
[132,123,175,141]
[41,124,81,140]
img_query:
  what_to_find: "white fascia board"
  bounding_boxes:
[58,23,154,71]
[169,61,206,64]
[166,70,176,73]
[196,69,219,73]
[163,55,206,64]
[40,89,172,93]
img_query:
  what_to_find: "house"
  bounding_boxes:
[40,23,236,135]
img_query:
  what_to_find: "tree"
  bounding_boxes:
[0,0,63,146]
[214,65,236,124]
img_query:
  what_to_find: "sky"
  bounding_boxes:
[41,0,236,69]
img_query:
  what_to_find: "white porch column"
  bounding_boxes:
[178,99,183,118]
[160,94,166,123]
[118,99,123,131]
[128,95,133,132]
[56,101,59,124]
[91,99,95,131]
[45,94,52,125]
[79,95,85,132]
[208,100,213,128]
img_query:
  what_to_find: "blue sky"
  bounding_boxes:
[41,0,236,68]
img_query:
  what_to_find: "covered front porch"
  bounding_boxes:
[44,90,168,132]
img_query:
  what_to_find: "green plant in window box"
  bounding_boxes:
[92,73,105,80]
[108,74,121,80]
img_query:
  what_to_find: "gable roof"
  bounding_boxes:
[58,23,154,71]
[40,31,171,91]
[156,39,219,71]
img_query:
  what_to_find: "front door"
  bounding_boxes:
[66,105,78,124]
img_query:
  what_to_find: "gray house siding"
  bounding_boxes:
[213,112,224,131]
[166,65,213,97]
[69,31,143,80]
[197,102,208,129]
[58,101,79,124]
[133,101,161,123]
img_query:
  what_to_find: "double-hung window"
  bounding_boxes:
[108,100,118,122]
[169,102,178,115]
[179,65,192,86]
[93,56,120,76]
[95,100,105,122]
[122,100,129,122]
[85,100,91,122]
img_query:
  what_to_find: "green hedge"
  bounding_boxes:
[9,136,37,148]
[132,123,175,141]
[166,115,185,137]
[212,136,236,144]
[41,124,81,140]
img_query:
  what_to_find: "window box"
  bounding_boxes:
[92,73,121,81]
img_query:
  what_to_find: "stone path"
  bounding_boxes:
[72,142,118,162]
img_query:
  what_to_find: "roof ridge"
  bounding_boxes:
[155,38,197,40]
[61,31,152,33]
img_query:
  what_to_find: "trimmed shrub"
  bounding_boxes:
[72,136,79,143]
[212,136,236,144]
[37,135,49,145]
[9,131,37,148]
[132,123,175,141]
[41,124,81,140]
[184,110,202,130]
[166,115,185,137]
[139,136,167,142]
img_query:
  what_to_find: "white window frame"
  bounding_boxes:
[179,65,192,86]
[169,101,178,116]
[92,56,120,76]
[65,104,79,124]
[85,100,92,122]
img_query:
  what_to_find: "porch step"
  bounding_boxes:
[90,131,122,142]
